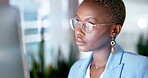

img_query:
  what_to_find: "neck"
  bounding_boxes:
[91,44,111,66]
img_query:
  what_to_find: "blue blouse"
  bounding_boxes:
[68,44,148,78]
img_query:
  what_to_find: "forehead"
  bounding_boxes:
[77,2,112,23]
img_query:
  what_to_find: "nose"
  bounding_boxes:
[75,25,85,38]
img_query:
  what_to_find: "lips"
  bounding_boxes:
[76,38,86,46]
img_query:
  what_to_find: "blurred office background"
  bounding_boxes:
[0,0,147,78]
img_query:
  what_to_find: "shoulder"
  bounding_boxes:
[123,51,148,62]
[72,58,86,67]
[68,58,86,78]
[69,58,86,72]
[122,51,148,65]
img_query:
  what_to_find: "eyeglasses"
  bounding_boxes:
[70,18,115,34]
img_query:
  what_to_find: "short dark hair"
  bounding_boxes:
[83,0,126,26]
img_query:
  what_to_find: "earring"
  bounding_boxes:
[110,37,116,54]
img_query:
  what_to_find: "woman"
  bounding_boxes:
[68,0,148,78]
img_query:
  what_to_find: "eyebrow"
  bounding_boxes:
[86,17,97,21]
[76,14,80,18]
[76,14,97,21]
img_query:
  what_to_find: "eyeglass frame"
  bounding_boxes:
[69,18,116,34]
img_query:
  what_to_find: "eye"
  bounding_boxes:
[88,21,96,25]
[72,18,79,25]
[85,22,92,28]
[75,18,80,22]
[85,22,93,31]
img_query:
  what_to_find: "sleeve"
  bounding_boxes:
[137,57,148,78]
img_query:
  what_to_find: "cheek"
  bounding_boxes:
[90,28,111,41]
[87,28,111,48]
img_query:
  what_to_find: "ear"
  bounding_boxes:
[111,24,122,37]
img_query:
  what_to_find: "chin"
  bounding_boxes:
[78,46,91,52]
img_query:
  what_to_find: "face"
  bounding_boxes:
[75,2,113,52]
